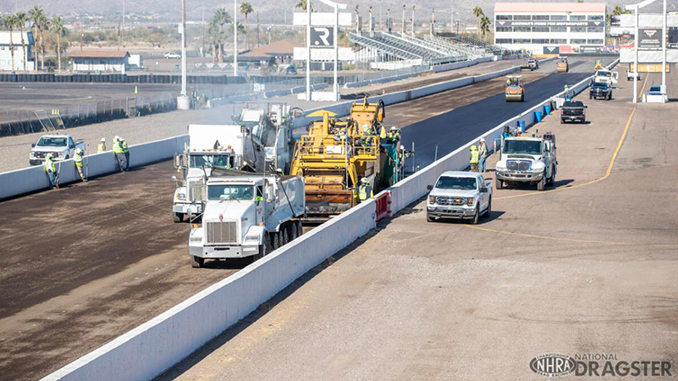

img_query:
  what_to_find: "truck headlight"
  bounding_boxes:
[429,196,436,204]
[466,198,475,206]
[190,236,202,242]
[176,192,186,201]
[243,246,258,253]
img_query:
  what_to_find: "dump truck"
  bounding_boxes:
[188,168,305,267]
[172,124,266,223]
[557,58,569,73]
[290,97,399,222]
[505,76,525,102]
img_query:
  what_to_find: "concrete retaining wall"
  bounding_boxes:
[0,136,188,201]
[42,200,376,381]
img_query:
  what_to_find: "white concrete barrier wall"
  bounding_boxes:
[0,135,188,201]
[42,200,376,381]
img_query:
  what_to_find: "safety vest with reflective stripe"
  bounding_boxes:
[74,153,83,168]
[470,150,480,164]
[121,140,129,153]
[44,157,55,173]
[113,141,124,153]
[358,184,372,201]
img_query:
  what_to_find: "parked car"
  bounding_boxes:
[29,134,85,166]
[590,82,613,100]
[560,101,587,124]
[646,85,668,103]
[626,70,641,81]
[426,171,492,224]
[164,52,181,59]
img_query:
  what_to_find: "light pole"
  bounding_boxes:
[411,5,415,36]
[626,0,660,103]
[234,0,238,76]
[177,0,190,110]
[306,0,312,100]
[402,5,406,34]
[662,0,667,88]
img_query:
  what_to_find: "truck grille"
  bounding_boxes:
[205,221,238,245]
[436,197,465,206]
[507,160,531,171]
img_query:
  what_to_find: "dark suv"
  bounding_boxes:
[590,82,612,100]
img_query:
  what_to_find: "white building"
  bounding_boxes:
[70,50,130,73]
[0,31,35,71]
[494,2,607,55]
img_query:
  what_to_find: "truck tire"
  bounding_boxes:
[289,222,298,241]
[173,212,184,223]
[296,221,303,236]
[265,233,273,255]
[281,226,289,246]
[190,255,204,268]
[547,166,556,186]
[537,175,546,191]
[496,177,504,190]
[484,198,492,218]
[470,207,480,225]
[271,231,281,250]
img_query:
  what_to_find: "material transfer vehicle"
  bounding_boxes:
[560,101,587,124]
[29,134,85,166]
[495,135,557,191]
[589,82,612,100]
[426,171,492,224]
[188,169,305,267]
[505,76,525,102]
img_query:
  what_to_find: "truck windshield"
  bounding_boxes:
[37,137,67,147]
[435,176,477,190]
[597,71,611,77]
[592,83,609,88]
[503,140,542,155]
[207,184,254,201]
[190,154,233,168]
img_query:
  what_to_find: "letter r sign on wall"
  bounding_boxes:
[311,27,335,46]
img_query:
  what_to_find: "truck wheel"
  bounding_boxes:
[173,212,184,223]
[484,198,492,218]
[271,231,280,250]
[296,221,303,237]
[547,167,556,186]
[265,233,273,255]
[495,177,504,190]
[537,175,546,191]
[281,227,289,246]
[470,207,480,225]
[190,255,204,268]
[289,222,298,241]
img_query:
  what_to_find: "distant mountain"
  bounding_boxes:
[1,0,655,23]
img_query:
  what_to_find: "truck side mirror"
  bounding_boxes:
[171,175,178,182]
[427,185,433,191]
[480,187,488,193]
[173,154,183,169]
[31,143,35,148]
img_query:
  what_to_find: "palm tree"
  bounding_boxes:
[473,6,485,40]
[3,15,17,71]
[296,0,312,12]
[39,15,50,70]
[28,6,44,70]
[15,12,28,71]
[209,8,231,63]
[51,16,67,74]
[480,15,491,40]
[240,2,253,49]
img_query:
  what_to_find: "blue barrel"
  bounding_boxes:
[535,111,542,123]
[518,120,526,133]
[544,105,551,115]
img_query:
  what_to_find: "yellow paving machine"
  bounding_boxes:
[291,97,400,222]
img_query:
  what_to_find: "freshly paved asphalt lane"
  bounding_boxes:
[401,71,592,167]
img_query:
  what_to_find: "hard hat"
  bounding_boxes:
[46,153,53,158]
[480,138,486,143]
[471,145,477,150]
[76,148,83,154]
[400,145,405,150]
[390,126,397,131]
[114,136,120,141]
[361,177,369,184]
[101,138,106,142]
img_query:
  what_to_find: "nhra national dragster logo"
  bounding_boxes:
[530,353,672,377]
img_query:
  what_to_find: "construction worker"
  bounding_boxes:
[469,145,480,172]
[97,138,106,153]
[379,125,387,139]
[478,138,488,173]
[113,136,127,172]
[74,148,87,182]
[121,138,130,170]
[386,126,400,143]
[358,177,373,202]
[44,154,58,189]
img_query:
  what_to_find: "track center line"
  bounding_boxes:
[495,74,648,201]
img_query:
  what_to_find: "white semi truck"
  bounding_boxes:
[172,124,266,222]
[188,170,305,267]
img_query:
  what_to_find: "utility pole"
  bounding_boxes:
[431,8,435,36]
[178,0,189,110]
[233,0,238,76]
[306,0,311,101]
[369,6,373,35]
[257,12,260,47]
[662,0,667,89]
[121,0,125,49]
[411,5,415,36]
[402,5,406,34]
[633,5,639,103]
[387,8,391,33]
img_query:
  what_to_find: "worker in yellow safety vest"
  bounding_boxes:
[358,177,373,202]
[44,154,58,189]
[386,126,400,143]
[121,138,130,171]
[469,145,480,172]
[97,138,106,153]
[74,148,86,182]
[113,136,127,172]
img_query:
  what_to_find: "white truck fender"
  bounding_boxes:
[243,225,267,246]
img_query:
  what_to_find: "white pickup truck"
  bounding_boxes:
[29,134,85,166]
[593,69,618,85]
[426,171,492,224]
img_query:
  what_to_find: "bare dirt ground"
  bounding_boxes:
[156,71,678,380]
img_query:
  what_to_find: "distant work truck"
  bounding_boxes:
[29,134,85,166]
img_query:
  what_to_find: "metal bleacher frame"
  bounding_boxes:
[349,32,469,66]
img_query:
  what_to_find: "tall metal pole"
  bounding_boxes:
[662,0,667,89]
[411,5,415,36]
[334,4,339,100]
[402,5,406,34]
[234,0,238,76]
[633,6,639,103]
[451,3,454,34]
[431,8,435,37]
[181,0,187,96]
[306,0,312,101]
[122,0,125,49]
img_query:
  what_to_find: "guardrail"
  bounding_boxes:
[0,135,187,201]
[40,58,618,381]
